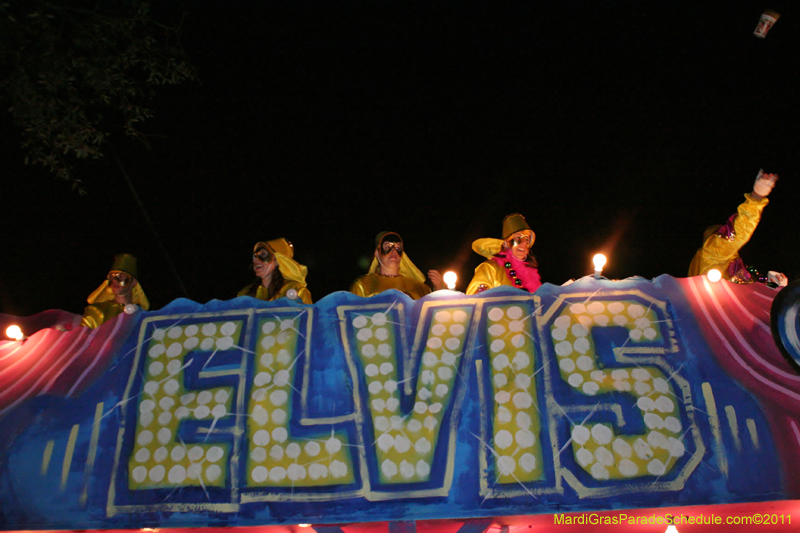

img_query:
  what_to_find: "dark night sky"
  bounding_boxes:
[1,1,799,317]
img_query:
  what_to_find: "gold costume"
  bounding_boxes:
[238,281,312,304]
[688,193,768,280]
[239,238,313,304]
[349,232,431,300]
[466,214,541,295]
[81,253,149,329]
[350,273,431,299]
[81,301,128,329]
[466,259,518,295]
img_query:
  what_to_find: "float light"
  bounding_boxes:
[298,525,312,528]
[443,271,458,290]
[665,525,679,533]
[707,269,722,282]
[592,254,607,277]
[5,325,23,341]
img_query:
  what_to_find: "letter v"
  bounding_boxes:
[339,299,477,499]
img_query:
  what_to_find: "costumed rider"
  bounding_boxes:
[688,170,788,287]
[238,238,313,303]
[349,231,444,299]
[466,213,542,295]
[81,253,149,329]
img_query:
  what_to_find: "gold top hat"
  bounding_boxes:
[472,214,536,260]
[502,213,535,242]
[110,253,138,278]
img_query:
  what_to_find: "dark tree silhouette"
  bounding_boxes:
[0,0,195,193]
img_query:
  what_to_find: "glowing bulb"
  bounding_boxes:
[298,525,312,528]
[592,253,607,272]
[443,271,457,290]
[5,325,23,341]
[665,525,679,533]
[707,269,722,282]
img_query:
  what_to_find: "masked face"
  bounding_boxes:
[376,234,403,272]
[506,231,533,261]
[107,271,131,287]
[253,247,276,278]
[379,240,403,257]
[107,271,135,297]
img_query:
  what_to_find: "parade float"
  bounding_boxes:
[2,273,800,532]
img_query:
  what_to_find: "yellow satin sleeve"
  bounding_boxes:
[81,301,125,329]
[466,260,514,295]
[688,193,768,278]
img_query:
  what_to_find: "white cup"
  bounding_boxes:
[754,10,780,39]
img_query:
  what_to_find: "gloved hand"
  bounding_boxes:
[753,169,778,197]
[768,271,789,287]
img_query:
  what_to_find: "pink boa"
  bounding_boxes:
[493,253,541,293]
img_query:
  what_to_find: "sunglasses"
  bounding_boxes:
[107,272,131,287]
[507,234,532,247]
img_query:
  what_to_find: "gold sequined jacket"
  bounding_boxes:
[688,193,768,280]
[238,281,313,304]
[349,273,431,300]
